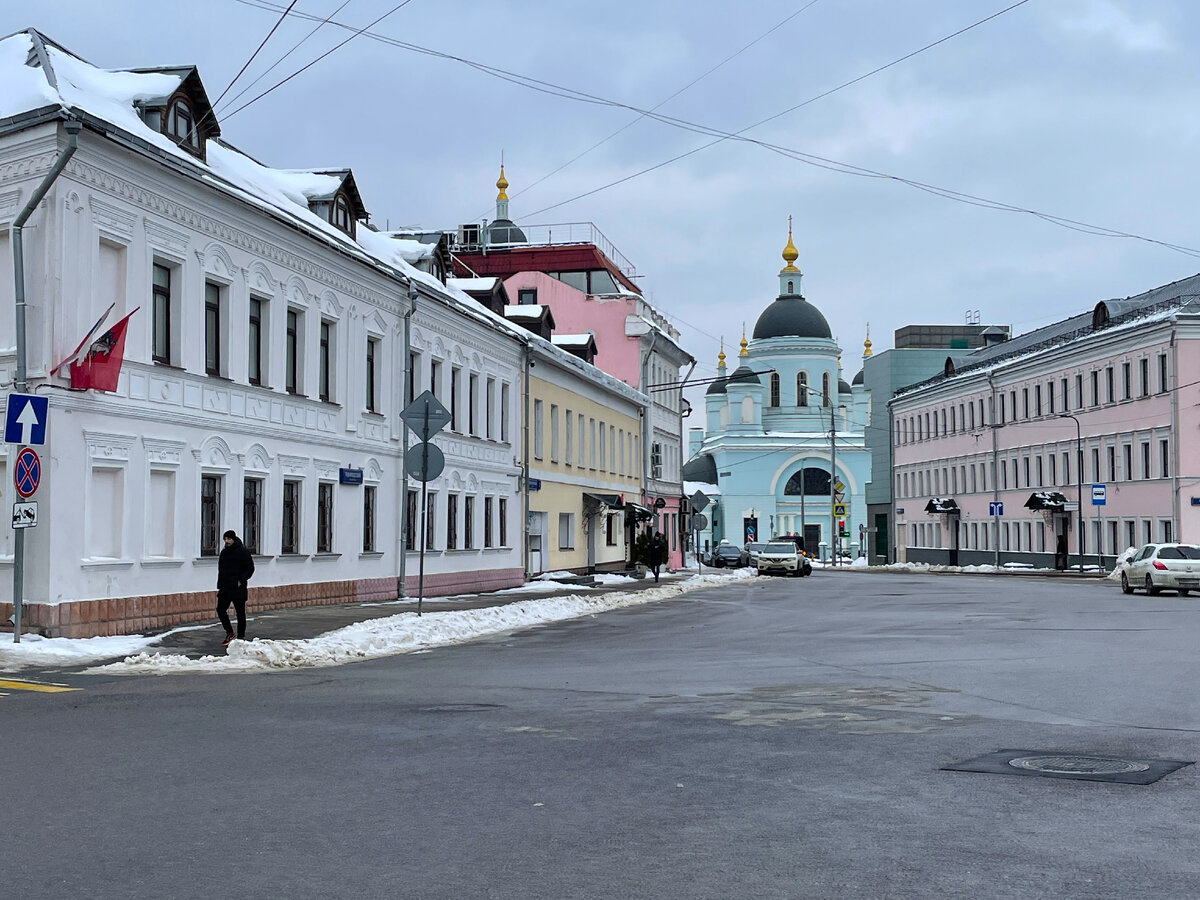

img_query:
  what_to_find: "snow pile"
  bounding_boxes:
[1106,546,1139,582]
[0,629,198,671]
[84,569,755,676]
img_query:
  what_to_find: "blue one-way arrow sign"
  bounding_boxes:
[4,394,47,446]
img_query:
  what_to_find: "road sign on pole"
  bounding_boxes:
[1091,484,1107,506]
[401,391,451,442]
[833,503,847,517]
[405,442,445,482]
[989,501,1004,516]
[690,490,710,513]
[11,501,36,529]
[4,393,47,445]
[14,447,40,498]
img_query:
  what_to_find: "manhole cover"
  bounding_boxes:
[1008,756,1150,776]
[944,749,1193,784]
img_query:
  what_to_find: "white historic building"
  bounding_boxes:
[0,29,525,636]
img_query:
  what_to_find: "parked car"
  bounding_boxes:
[706,542,749,568]
[1122,543,1200,595]
[745,542,767,565]
[756,541,803,576]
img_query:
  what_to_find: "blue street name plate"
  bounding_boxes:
[339,467,364,485]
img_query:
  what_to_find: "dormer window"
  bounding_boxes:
[167,98,198,150]
[333,195,351,233]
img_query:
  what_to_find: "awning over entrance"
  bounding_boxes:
[1024,491,1068,511]
[583,492,622,508]
[624,502,655,521]
[924,497,960,514]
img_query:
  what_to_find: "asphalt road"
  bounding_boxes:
[5,571,1200,899]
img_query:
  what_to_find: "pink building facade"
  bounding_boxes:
[890,274,1200,568]
[503,270,694,569]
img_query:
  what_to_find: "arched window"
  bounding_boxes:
[787,279,794,293]
[167,98,197,149]
[797,372,808,406]
[822,372,831,407]
[784,467,832,496]
[769,372,780,407]
[333,195,352,232]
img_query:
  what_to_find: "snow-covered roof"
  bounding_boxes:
[504,304,551,320]
[449,277,500,292]
[551,333,596,347]
[0,29,535,349]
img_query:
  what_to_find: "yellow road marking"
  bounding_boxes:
[0,679,79,693]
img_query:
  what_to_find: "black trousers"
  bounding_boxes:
[217,591,247,639]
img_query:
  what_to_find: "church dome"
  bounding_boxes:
[851,369,864,386]
[727,364,761,386]
[753,296,832,340]
[838,378,852,394]
[706,376,728,396]
[682,453,718,485]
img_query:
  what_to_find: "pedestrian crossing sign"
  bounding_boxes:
[834,503,847,516]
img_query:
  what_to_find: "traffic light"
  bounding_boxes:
[838,520,849,537]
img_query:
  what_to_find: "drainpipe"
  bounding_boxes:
[396,283,417,598]
[1170,327,1179,546]
[639,329,659,518]
[522,341,532,578]
[988,372,1000,569]
[9,118,82,643]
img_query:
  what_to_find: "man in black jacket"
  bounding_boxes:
[217,530,255,645]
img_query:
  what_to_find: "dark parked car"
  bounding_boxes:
[706,543,749,568]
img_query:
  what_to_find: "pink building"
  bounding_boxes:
[453,173,695,569]
[890,274,1200,568]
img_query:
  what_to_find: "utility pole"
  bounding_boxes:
[829,400,837,566]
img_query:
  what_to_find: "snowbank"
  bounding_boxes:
[76,569,754,676]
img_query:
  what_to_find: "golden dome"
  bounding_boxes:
[863,325,873,357]
[781,216,800,273]
[739,327,749,357]
[496,164,509,201]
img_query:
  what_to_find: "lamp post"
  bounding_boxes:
[1059,414,1083,571]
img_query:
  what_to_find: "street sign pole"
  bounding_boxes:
[417,403,430,617]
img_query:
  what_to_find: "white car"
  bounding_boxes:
[1122,543,1200,595]
[756,541,801,576]
[745,542,767,565]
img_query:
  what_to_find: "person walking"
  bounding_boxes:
[217,529,255,645]
[649,531,668,583]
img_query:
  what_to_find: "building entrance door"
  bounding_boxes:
[803,524,821,559]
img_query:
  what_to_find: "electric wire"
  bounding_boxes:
[221,0,417,122]
[215,0,357,116]
[211,0,300,112]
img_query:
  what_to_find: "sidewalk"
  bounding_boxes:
[151,571,696,659]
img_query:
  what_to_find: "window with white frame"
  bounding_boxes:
[200,473,222,557]
[204,281,225,377]
[365,335,380,413]
[533,400,544,459]
[363,485,377,553]
[282,479,301,554]
[285,308,302,394]
[558,512,575,550]
[242,477,263,555]
[317,482,334,553]
[319,319,334,402]
[152,261,177,365]
[550,405,559,462]
[447,493,458,549]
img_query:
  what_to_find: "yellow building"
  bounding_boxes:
[524,340,647,574]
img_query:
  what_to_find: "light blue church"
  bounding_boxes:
[684,227,872,561]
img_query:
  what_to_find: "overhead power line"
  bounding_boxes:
[211,0,301,112]
[226,0,1200,260]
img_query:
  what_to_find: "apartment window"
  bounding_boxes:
[447,494,458,549]
[517,288,537,305]
[282,480,300,554]
[1122,444,1132,481]
[950,407,956,433]
[558,512,575,550]
[248,297,264,386]
[405,489,418,551]
[578,415,586,469]
[1106,367,1114,403]
[1062,452,1070,486]
[599,423,607,471]
[1023,388,1030,419]
[1158,353,1168,394]
[425,493,437,550]
[407,351,418,403]
[486,378,496,438]
[769,372,780,407]
[1106,446,1116,482]
[1048,454,1056,486]
[610,428,617,473]
[1140,358,1149,397]
[1012,459,1019,489]
[1036,456,1044,487]
[152,262,173,364]
[1075,374,1083,410]
[498,498,508,546]
[565,408,574,465]
[1141,442,1151,480]
[317,482,334,553]
[204,282,222,376]
[589,418,597,467]
[484,496,494,548]
[1122,362,1131,400]
[1161,439,1170,478]
[1009,391,1017,421]
[365,337,379,413]
[550,405,560,462]
[430,359,442,401]
[797,372,809,406]
[363,485,376,553]
[319,321,332,402]
[166,98,197,149]
[501,383,510,441]
[652,442,663,480]
[285,309,300,393]
[450,367,461,430]
[469,373,479,435]
[1046,383,1053,415]
[333,195,352,234]
[606,513,618,546]
[998,394,1006,425]
[1091,447,1100,483]
[464,496,475,550]
[1090,371,1099,406]
[533,399,544,459]
[242,477,263,555]
[200,474,222,557]
[1060,378,1068,412]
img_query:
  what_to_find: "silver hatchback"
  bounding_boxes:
[1122,543,1200,595]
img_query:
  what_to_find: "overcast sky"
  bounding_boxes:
[7,0,1200,397]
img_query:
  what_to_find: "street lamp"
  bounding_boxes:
[1058,414,1083,571]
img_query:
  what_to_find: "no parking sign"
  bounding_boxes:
[14,447,40,498]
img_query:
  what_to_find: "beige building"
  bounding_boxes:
[525,340,647,575]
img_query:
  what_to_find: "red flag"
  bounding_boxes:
[69,307,138,392]
[51,302,115,376]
